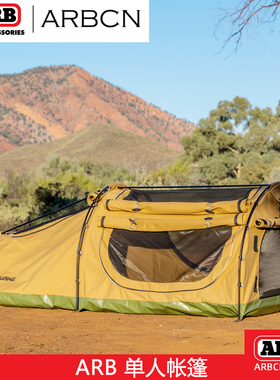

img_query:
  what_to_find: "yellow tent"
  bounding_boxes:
[1,183,280,320]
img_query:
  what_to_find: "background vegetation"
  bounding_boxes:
[1,96,280,231]
[181,97,280,185]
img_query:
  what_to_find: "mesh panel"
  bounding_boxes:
[108,227,232,283]
[259,229,280,298]
[124,188,254,203]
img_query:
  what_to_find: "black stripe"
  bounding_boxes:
[234,214,239,225]
[254,235,258,252]
[101,216,105,228]
[106,200,110,211]
[254,276,258,293]
[237,199,242,213]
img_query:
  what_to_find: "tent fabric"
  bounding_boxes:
[1,182,280,319]
[103,199,250,215]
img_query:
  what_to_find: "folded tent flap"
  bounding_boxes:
[97,213,245,231]
[104,198,251,215]
[255,218,280,229]
[98,190,251,231]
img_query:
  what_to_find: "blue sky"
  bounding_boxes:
[0,0,279,125]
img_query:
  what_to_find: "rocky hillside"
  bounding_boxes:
[0,65,195,155]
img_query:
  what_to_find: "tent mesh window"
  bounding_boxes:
[123,188,253,203]
[108,226,232,283]
[259,229,280,298]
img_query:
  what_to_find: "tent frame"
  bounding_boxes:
[1,183,272,319]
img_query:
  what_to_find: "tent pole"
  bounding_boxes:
[2,197,87,235]
[237,185,270,321]
[75,186,109,312]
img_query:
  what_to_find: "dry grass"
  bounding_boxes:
[0,124,180,178]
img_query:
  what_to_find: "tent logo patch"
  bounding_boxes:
[254,336,280,361]
[0,3,21,27]
[0,276,16,281]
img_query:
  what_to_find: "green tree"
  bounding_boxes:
[181,97,280,185]
[151,156,190,185]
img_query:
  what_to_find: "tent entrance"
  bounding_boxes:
[108,226,232,284]
[259,229,280,298]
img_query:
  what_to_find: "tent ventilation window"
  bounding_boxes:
[259,229,280,298]
[108,227,232,283]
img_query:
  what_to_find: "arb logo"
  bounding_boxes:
[254,335,280,361]
[0,3,21,27]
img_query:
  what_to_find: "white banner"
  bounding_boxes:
[0,0,149,42]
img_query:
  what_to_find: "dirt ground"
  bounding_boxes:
[0,306,280,355]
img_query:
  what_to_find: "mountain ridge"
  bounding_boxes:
[0,65,196,154]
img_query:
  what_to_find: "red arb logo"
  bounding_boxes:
[254,335,280,361]
[0,3,21,27]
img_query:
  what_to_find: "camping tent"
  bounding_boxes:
[1,182,280,320]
